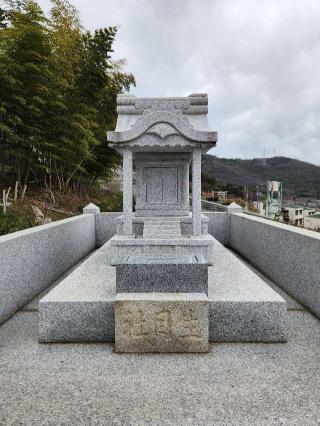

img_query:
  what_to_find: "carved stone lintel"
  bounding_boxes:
[135,99,190,114]
[116,94,209,116]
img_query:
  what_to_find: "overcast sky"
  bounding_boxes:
[38,0,320,164]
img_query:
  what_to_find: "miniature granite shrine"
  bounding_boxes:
[108,93,217,264]
[107,93,217,352]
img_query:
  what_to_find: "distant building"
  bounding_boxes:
[253,201,267,216]
[304,211,320,231]
[282,205,304,226]
[303,208,316,219]
[202,191,228,202]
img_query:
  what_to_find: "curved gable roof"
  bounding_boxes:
[107,110,217,145]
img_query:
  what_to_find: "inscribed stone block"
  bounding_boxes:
[115,293,209,352]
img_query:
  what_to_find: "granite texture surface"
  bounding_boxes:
[23,251,97,312]
[115,214,209,237]
[135,152,190,217]
[116,255,208,293]
[115,293,209,353]
[142,218,182,238]
[96,213,212,245]
[82,203,100,215]
[0,214,96,326]
[1,309,319,425]
[122,148,133,235]
[229,248,303,311]
[209,240,287,342]
[192,148,202,236]
[110,234,215,265]
[107,94,217,242]
[205,212,228,245]
[229,213,320,319]
[107,94,218,150]
[39,243,114,342]
[39,240,287,343]
[96,212,122,247]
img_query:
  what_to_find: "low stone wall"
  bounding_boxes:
[96,212,122,247]
[205,212,228,245]
[229,213,320,319]
[0,215,96,325]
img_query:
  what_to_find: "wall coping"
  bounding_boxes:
[0,214,90,243]
[233,212,320,241]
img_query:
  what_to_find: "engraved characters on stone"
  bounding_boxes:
[121,307,201,342]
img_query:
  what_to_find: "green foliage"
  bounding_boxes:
[95,192,123,212]
[0,205,34,235]
[0,0,135,194]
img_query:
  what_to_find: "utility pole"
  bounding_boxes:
[244,185,249,210]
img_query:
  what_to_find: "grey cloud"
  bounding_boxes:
[38,0,320,164]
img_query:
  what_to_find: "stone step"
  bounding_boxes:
[143,231,181,237]
[144,222,180,227]
[143,225,181,230]
[143,219,182,239]
[142,234,182,239]
[144,222,181,227]
[143,231,180,235]
[143,221,181,225]
[145,218,180,221]
[143,226,181,232]
[143,233,182,238]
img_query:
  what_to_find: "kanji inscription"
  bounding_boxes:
[115,295,209,353]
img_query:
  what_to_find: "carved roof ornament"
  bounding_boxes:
[134,99,190,114]
[107,93,217,151]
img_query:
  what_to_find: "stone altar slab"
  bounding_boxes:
[110,234,215,265]
[116,255,208,293]
[115,293,209,353]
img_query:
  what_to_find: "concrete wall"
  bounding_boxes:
[0,215,96,325]
[229,213,320,319]
[96,212,122,247]
[205,212,228,245]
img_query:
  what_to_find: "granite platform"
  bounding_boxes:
[39,239,287,343]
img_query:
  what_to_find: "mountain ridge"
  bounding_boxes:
[202,155,320,199]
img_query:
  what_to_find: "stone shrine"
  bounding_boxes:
[108,93,217,264]
[108,93,217,352]
[37,96,288,354]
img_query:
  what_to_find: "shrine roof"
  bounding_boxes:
[107,94,217,149]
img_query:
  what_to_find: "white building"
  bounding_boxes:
[304,211,320,231]
[282,205,304,226]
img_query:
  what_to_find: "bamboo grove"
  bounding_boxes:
[0,0,135,195]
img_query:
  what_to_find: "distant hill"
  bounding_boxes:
[202,155,320,199]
